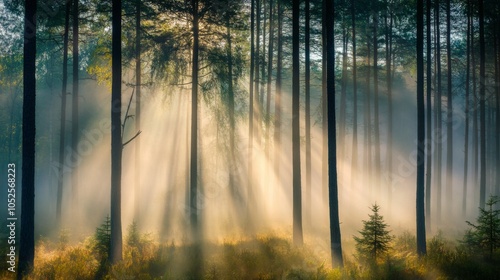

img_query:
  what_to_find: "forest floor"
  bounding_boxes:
[1,230,499,279]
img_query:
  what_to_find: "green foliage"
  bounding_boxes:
[463,196,500,259]
[353,203,393,262]
[93,215,111,261]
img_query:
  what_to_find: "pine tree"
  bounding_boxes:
[464,196,500,259]
[354,204,393,261]
[95,215,111,260]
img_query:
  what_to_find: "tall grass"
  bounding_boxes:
[1,229,498,279]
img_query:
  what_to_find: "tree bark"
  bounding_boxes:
[462,0,471,217]
[227,7,236,197]
[351,0,358,188]
[134,0,141,224]
[190,0,200,237]
[72,0,80,219]
[365,25,372,192]
[248,0,255,221]
[266,0,274,180]
[385,1,393,212]
[434,0,442,224]
[56,0,71,228]
[292,0,303,246]
[18,0,37,277]
[478,0,486,208]
[110,0,123,264]
[416,0,427,256]
[255,0,261,145]
[274,0,282,200]
[322,0,328,206]
[326,0,344,267]
[445,0,453,219]
[305,0,311,227]
[425,0,432,232]
[339,9,347,162]
[373,0,381,193]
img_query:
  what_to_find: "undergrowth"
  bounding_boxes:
[1,229,498,279]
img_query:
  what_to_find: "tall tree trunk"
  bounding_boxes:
[478,0,486,208]
[248,0,255,220]
[190,0,200,237]
[425,0,432,232]
[326,0,343,267]
[227,9,236,197]
[385,2,393,211]
[72,0,80,219]
[322,0,328,206]
[292,0,303,246]
[18,0,37,277]
[274,0,282,200]
[434,0,442,224]
[365,27,372,192]
[495,19,500,198]
[373,0,381,194]
[305,0,312,227]
[339,11,347,162]
[134,0,141,224]
[255,0,261,145]
[416,0,427,256]
[472,13,478,197]
[56,0,71,228]
[351,0,358,188]
[462,0,471,217]
[445,0,453,219]
[261,0,266,115]
[110,0,123,264]
[266,0,274,179]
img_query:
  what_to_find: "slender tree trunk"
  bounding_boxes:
[373,0,381,193]
[292,0,303,246]
[472,14,478,196]
[339,12,347,161]
[190,0,200,237]
[416,0,427,256]
[134,0,141,224]
[496,24,500,199]
[365,27,372,191]
[266,0,274,176]
[326,0,343,267]
[227,9,236,196]
[274,0,282,200]
[110,0,123,264]
[72,0,80,219]
[18,0,37,277]
[462,0,471,217]
[435,0,443,224]
[248,0,255,220]
[425,0,432,232]
[255,0,261,145]
[385,3,393,212]
[56,0,71,228]
[322,0,328,206]
[445,0,453,219]
[305,0,312,227]
[478,0,486,208]
[351,0,358,188]
[261,0,266,114]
